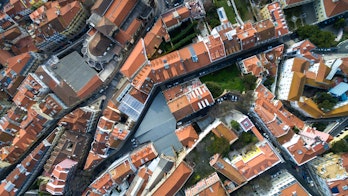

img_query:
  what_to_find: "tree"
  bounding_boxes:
[205,81,223,98]
[231,120,240,131]
[334,18,346,29]
[293,126,300,134]
[331,140,348,154]
[297,25,337,47]
[207,136,230,157]
[242,74,257,90]
[239,132,257,145]
[263,76,275,89]
[313,122,327,132]
[313,92,338,112]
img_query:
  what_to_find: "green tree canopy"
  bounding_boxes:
[242,74,257,90]
[313,92,338,112]
[207,136,230,157]
[331,140,348,154]
[334,18,346,29]
[231,120,240,131]
[297,25,337,48]
[205,81,224,98]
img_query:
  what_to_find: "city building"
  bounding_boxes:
[125,166,152,196]
[163,79,214,121]
[286,39,320,62]
[211,22,241,55]
[253,19,276,43]
[83,155,137,195]
[253,169,310,196]
[231,140,282,180]
[84,0,152,67]
[309,152,348,196]
[211,121,238,144]
[0,52,44,97]
[46,159,78,195]
[35,52,103,107]
[314,0,348,22]
[239,55,265,77]
[185,172,228,196]
[43,128,89,175]
[143,19,170,58]
[0,135,53,195]
[175,124,199,148]
[12,73,50,108]
[279,0,314,9]
[130,142,158,168]
[150,161,193,196]
[28,0,88,51]
[260,2,289,37]
[161,5,191,31]
[210,153,247,186]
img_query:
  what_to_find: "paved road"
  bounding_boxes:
[337,39,348,53]
[329,117,348,136]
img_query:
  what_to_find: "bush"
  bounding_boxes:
[231,120,240,131]
[205,81,224,98]
[240,131,258,145]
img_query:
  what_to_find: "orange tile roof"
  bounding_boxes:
[167,95,193,121]
[210,154,246,185]
[185,172,228,196]
[280,182,309,196]
[161,5,190,29]
[0,50,12,66]
[323,0,348,18]
[212,122,238,144]
[125,166,152,196]
[266,2,289,36]
[98,117,115,131]
[205,35,225,61]
[178,42,211,72]
[175,124,199,148]
[120,39,148,79]
[153,161,193,196]
[316,60,331,83]
[130,143,158,168]
[5,52,31,75]
[104,0,137,27]
[128,87,148,104]
[84,151,105,170]
[285,134,326,165]
[90,172,113,195]
[144,19,169,57]
[110,159,135,184]
[288,72,305,101]
[233,142,281,180]
[124,18,142,38]
[242,55,264,77]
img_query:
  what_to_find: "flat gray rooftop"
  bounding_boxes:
[135,93,182,157]
[54,51,97,92]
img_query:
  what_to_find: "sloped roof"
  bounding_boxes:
[120,39,147,79]
[324,0,348,18]
[288,72,305,101]
[152,161,193,196]
[175,124,198,148]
